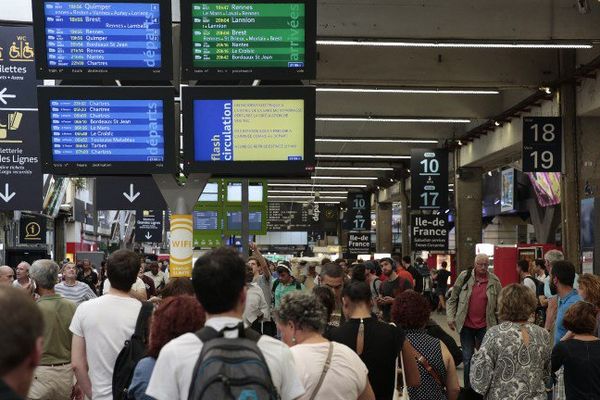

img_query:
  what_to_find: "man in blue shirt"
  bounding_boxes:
[550,260,581,344]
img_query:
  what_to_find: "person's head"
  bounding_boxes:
[474,254,489,275]
[440,261,448,269]
[245,264,254,284]
[146,296,205,358]
[107,250,140,292]
[192,247,246,315]
[312,286,335,324]
[0,266,14,285]
[534,258,547,276]
[320,263,344,300]
[381,257,396,277]
[563,301,598,335]
[82,259,91,271]
[341,281,372,318]
[15,262,30,281]
[29,259,59,291]
[577,274,600,308]
[498,284,537,322]
[149,262,159,275]
[392,289,431,329]
[544,249,564,274]
[402,255,411,267]
[351,264,367,282]
[320,257,331,266]
[161,278,195,299]
[247,257,260,275]
[415,257,424,265]
[276,292,326,346]
[363,260,377,276]
[550,260,576,293]
[62,263,77,281]
[335,258,348,271]
[0,286,44,396]
[516,259,530,277]
[307,264,317,276]
[276,263,293,285]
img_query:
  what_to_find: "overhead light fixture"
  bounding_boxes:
[315,166,394,171]
[316,154,410,159]
[317,116,471,123]
[488,171,493,176]
[316,39,593,49]
[457,140,463,146]
[494,121,501,127]
[267,183,368,188]
[268,195,347,200]
[269,190,348,195]
[316,138,438,144]
[540,86,552,95]
[316,87,500,95]
[311,176,379,180]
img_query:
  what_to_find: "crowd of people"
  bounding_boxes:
[1,247,599,400]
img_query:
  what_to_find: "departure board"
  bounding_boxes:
[226,210,263,231]
[193,210,219,230]
[33,0,172,80]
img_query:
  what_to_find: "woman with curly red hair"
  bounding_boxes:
[128,295,205,399]
[392,290,460,400]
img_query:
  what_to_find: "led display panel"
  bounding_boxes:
[38,86,176,175]
[226,182,264,202]
[33,0,173,80]
[182,85,315,176]
[180,0,316,80]
[225,210,263,232]
[193,210,219,230]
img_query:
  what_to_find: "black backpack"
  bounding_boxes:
[112,301,153,400]
[187,323,279,400]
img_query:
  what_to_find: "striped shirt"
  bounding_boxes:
[55,281,97,306]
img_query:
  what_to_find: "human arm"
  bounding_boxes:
[469,328,497,395]
[551,342,565,373]
[357,381,375,400]
[250,242,271,282]
[71,335,92,399]
[83,285,97,302]
[446,271,465,330]
[441,342,460,400]
[401,340,421,387]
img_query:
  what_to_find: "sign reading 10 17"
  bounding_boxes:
[346,192,370,231]
[522,117,562,173]
[411,149,448,211]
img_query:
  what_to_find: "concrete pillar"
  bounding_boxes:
[399,179,410,256]
[454,164,483,272]
[376,202,393,253]
[559,50,580,266]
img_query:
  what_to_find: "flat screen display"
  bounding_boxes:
[38,86,175,175]
[199,182,219,202]
[226,210,262,231]
[181,0,316,80]
[33,0,172,80]
[182,86,315,176]
[226,182,263,202]
[193,210,219,230]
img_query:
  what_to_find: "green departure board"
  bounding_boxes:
[191,3,306,68]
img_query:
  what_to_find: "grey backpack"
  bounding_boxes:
[187,323,279,400]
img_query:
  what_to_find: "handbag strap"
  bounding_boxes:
[309,341,334,400]
[412,347,444,388]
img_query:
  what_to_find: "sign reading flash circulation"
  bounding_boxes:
[411,149,448,211]
[411,214,448,251]
[522,117,562,173]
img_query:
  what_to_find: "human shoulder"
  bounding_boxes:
[161,332,201,356]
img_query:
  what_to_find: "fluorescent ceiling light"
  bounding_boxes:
[311,176,378,180]
[316,138,438,144]
[316,40,593,49]
[317,116,470,123]
[268,183,368,188]
[317,87,500,95]
[268,195,347,200]
[316,166,394,171]
[269,190,348,195]
[316,154,410,159]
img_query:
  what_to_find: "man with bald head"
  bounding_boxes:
[0,266,14,286]
[446,253,502,391]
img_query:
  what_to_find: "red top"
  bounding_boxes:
[464,276,489,329]
[396,269,415,287]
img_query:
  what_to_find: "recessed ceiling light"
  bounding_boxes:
[316,138,438,144]
[316,116,470,123]
[316,39,593,49]
[316,87,500,95]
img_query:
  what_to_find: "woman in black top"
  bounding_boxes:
[329,282,420,400]
[552,301,600,400]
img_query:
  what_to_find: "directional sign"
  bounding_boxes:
[0,25,43,211]
[95,176,168,211]
[411,149,448,211]
[345,192,371,231]
[134,210,163,243]
[411,214,449,251]
[522,117,562,173]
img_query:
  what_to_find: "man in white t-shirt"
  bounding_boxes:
[70,250,143,400]
[146,247,305,400]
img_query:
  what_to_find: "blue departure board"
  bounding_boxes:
[49,99,165,162]
[43,2,162,70]
[193,210,219,230]
[226,210,263,231]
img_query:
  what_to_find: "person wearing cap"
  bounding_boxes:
[271,261,304,311]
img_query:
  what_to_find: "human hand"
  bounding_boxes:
[448,321,456,331]
[71,384,83,400]
[249,242,257,252]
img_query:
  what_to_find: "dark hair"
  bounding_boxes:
[0,286,44,375]
[342,281,371,304]
[441,261,448,269]
[312,286,335,323]
[392,289,431,329]
[334,258,346,265]
[245,265,254,283]
[351,264,366,282]
[321,258,331,266]
[517,259,530,273]
[415,257,424,264]
[149,262,159,270]
[321,263,343,278]
[161,278,195,298]
[551,260,576,287]
[107,250,140,292]
[402,256,412,264]
[192,247,246,314]
[392,255,401,264]
[534,259,547,272]
[147,296,205,358]
[563,301,598,334]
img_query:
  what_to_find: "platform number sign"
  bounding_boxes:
[346,192,370,231]
[522,117,562,172]
[411,149,448,211]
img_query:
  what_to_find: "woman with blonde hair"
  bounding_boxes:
[470,284,551,399]
[576,274,600,337]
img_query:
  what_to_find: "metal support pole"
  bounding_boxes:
[241,179,249,259]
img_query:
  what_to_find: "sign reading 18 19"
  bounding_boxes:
[522,117,562,173]
[411,149,448,211]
